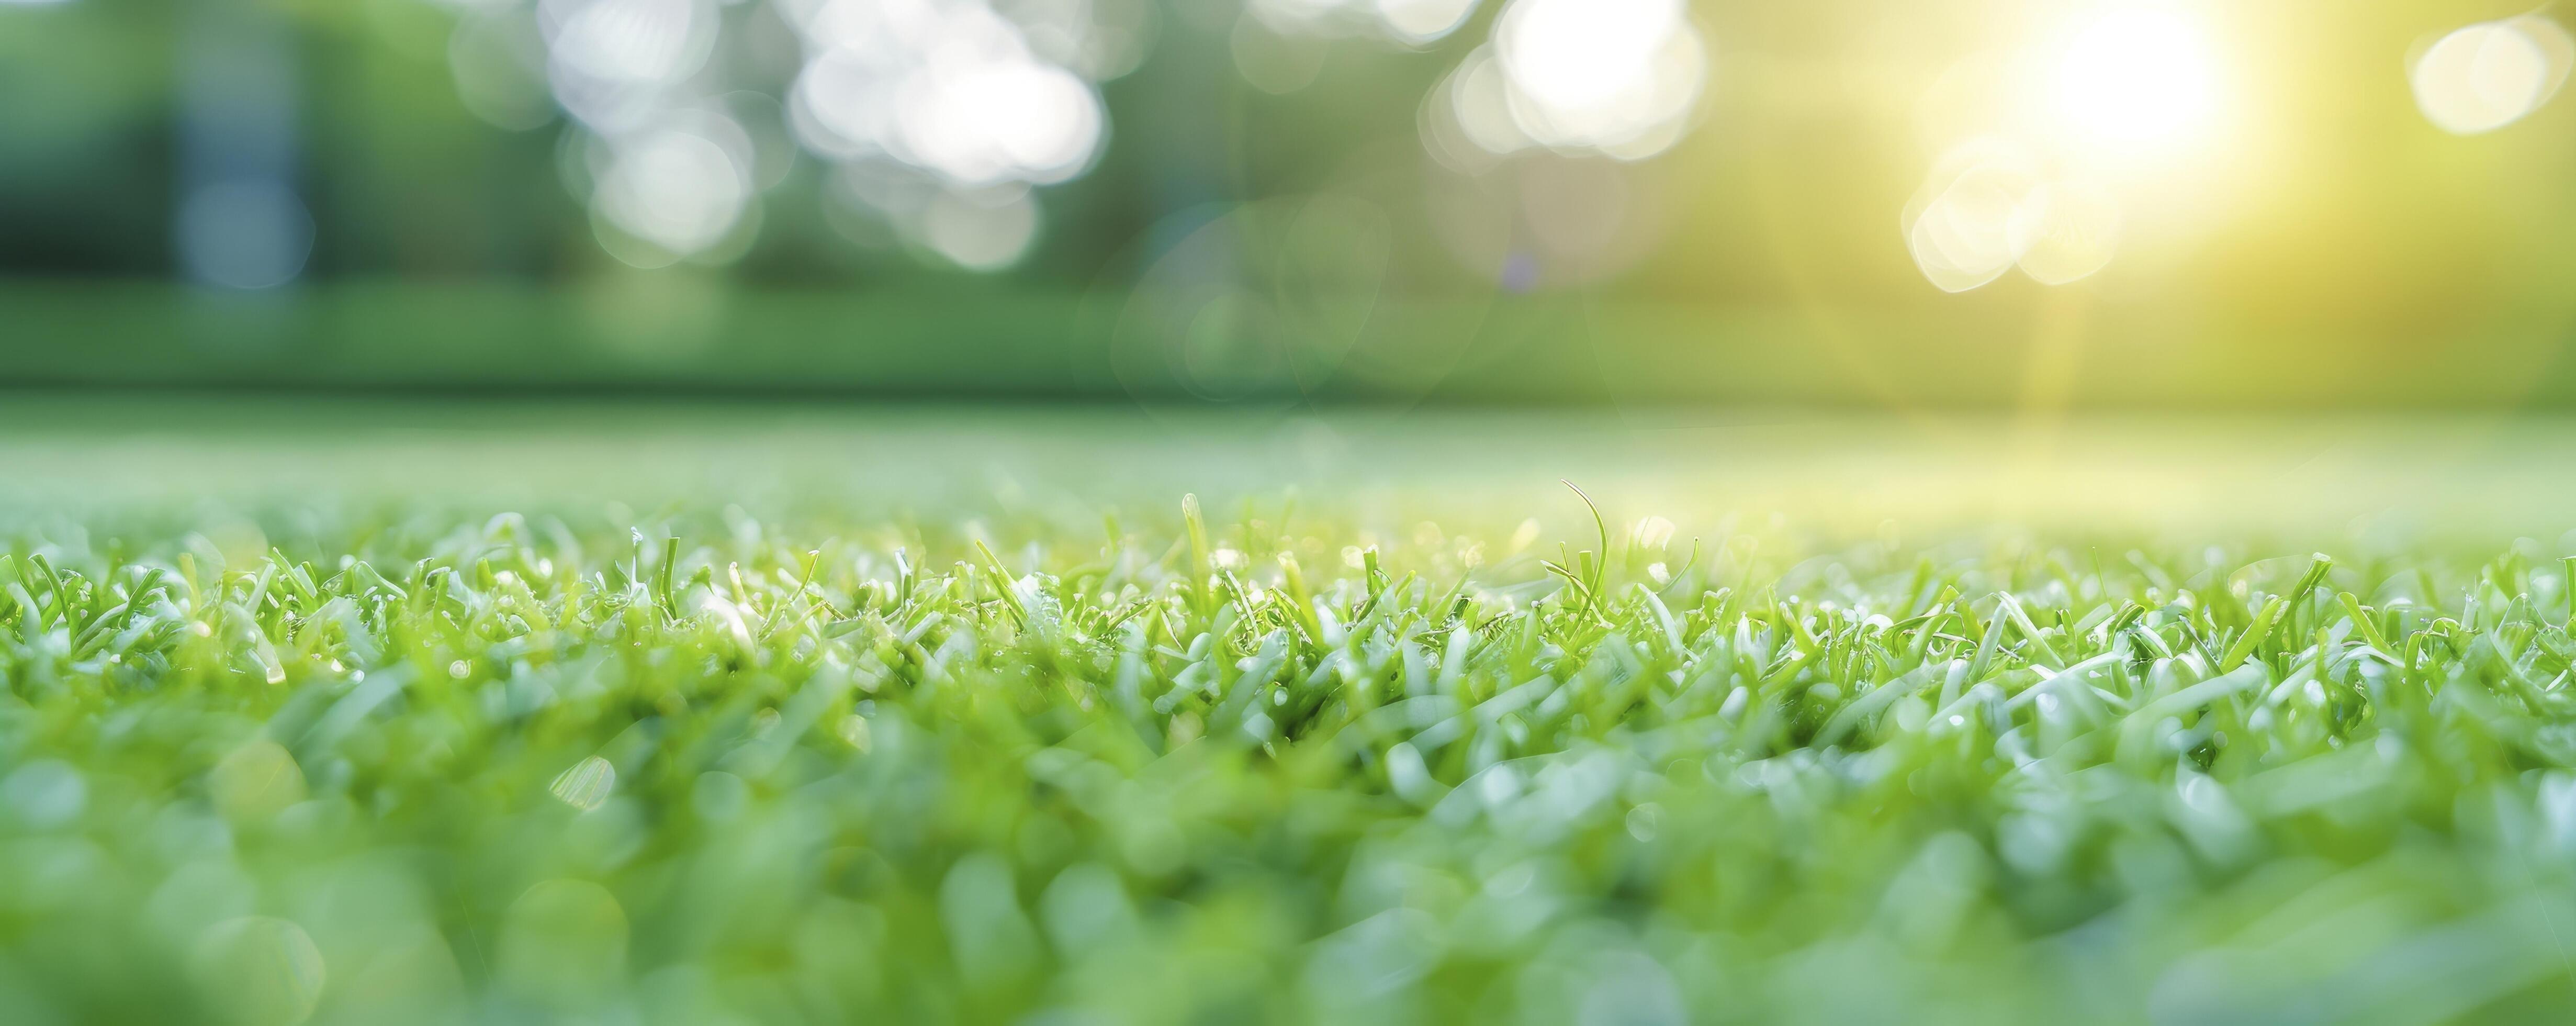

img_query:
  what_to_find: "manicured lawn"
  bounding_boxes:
[6,404,2576,1023]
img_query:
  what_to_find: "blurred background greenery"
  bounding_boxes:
[6,0,2576,408]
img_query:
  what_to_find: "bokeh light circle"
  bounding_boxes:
[2413,17,2574,135]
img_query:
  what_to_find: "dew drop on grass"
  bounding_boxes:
[550,756,616,812]
[1625,802,1661,842]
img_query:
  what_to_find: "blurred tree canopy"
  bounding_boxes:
[4,0,2575,409]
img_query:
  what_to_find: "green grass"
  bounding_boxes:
[15,281,2576,410]
[9,483,2576,1025]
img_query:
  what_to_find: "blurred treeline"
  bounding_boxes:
[5,0,2576,409]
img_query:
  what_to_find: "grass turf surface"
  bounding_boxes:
[8,490,2576,1026]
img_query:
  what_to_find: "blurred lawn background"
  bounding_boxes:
[12,396,2576,554]
[8,0,2576,410]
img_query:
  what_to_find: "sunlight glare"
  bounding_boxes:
[2411,17,2573,135]
[591,126,750,264]
[1447,0,1705,159]
[2011,181,2122,285]
[922,187,1041,271]
[1375,0,1478,45]
[1904,142,2124,293]
[2053,7,2221,152]
[1906,159,2036,293]
[545,0,715,88]
[1246,0,1479,46]
[790,2,1104,189]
